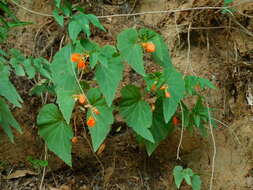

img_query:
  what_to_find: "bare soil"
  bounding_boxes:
[1,0,253,189]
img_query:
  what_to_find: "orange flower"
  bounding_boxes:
[92,107,100,115]
[195,84,201,91]
[146,42,155,53]
[151,84,156,91]
[71,136,78,143]
[78,95,86,104]
[87,116,96,127]
[172,116,180,125]
[77,60,86,69]
[160,84,168,90]
[71,53,82,63]
[165,91,171,98]
[141,42,148,48]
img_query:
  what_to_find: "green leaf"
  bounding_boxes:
[54,0,61,8]
[185,76,215,96]
[144,98,173,155]
[30,79,55,96]
[95,55,123,106]
[198,77,215,89]
[68,13,90,41]
[163,67,185,123]
[51,45,80,124]
[152,35,172,68]
[23,58,36,79]
[0,97,22,143]
[87,88,105,106]
[87,106,113,151]
[27,156,48,169]
[53,9,64,26]
[117,28,145,76]
[0,65,23,107]
[193,114,201,128]
[183,168,194,185]
[192,175,201,190]
[9,48,26,76]
[37,104,73,166]
[86,88,113,151]
[119,85,154,142]
[173,166,184,189]
[33,57,52,80]
[0,48,8,57]
[85,14,105,31]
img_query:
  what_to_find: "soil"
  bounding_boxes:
[1,0,253,189]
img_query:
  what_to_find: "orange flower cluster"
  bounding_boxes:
[71,53,89,69]
[87,116,96,127]
[141,42,156,53]
[160,84,171,98]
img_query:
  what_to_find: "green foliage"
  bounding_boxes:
[68,12,105,42]
[142,98,174,155]
[39,24,216,165]
[26,156,48,169]
[95,53,124,106]
[0,63,23,107]
[162,67,185,122]
[117,29,145,76]
[87,88,114,151]
[185,76,215,96]
[0,97,22,143]
[0,1,217,168]
[120,85,154,142]
[51,45,80,124]
[173,166,201,190]
[0,1,32,42]
[37,104,73,166]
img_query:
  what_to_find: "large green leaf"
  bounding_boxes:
[68,13,90,41]
[37,104,73,166]
[0,97,22,143]
[144,98,173,155]
[87,89,113,151]
[51,45,80,124]
[95,55,123,106]
[117,29,145,76]
[119,85,154,142]
[0,65,23,107]
[163,67,185,123]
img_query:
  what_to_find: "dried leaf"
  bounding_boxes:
[96,143,106,155]
[5,170,38,180]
